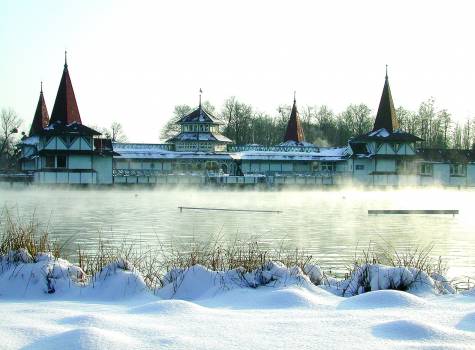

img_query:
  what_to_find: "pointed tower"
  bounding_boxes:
[284,93,305,143]
[373,66,399,132]
[29,82,50,136]
[49,52,82,125]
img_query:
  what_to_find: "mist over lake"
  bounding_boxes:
[1,186,474,279]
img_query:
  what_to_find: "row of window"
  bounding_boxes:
[182,124,219,133]
[173,161,227,172]
[394,161,467,177]
[416,163,466,177]
[45,155,67,168]
[311,162,336,172]
[350,161,468,177]
[178,142,215,151]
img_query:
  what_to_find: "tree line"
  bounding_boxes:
[1,97,475,170]
[160,97,475,149]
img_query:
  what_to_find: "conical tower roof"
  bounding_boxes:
[49,53,82,125]
[373,67,399,132]
[29,83,50,136]
[284,94,305,143]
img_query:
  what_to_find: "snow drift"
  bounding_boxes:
[0,250,468,300]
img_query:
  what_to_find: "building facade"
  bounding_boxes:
[19,62,475,187]
[20,57,115,184]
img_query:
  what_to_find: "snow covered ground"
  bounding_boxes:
[1,252,475,349]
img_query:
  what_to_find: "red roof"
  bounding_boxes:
[284,98,305,143]
[373,73,399,132]
[49,63,82,125]
[29,88,49,136]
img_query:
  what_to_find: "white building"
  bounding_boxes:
[18,64,475,187]
[20,56,115,184]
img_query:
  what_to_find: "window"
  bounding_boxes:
[450,164,466,177]
[418,163,433,176]
[351,143,368,154]
[355,164,365,170]
[205,161,219,171]
[45,156,55,168]
[56,155,67,168]
[396,160,415,174]
[320,162,336,172]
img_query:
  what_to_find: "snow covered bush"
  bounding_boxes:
[0,249,86,297]
[158,261,313,299]
[322,263,456,296]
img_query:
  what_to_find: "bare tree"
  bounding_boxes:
[110,122,128,142]
[0,108,22,169]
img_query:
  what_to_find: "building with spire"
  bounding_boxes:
[29,83,49,136]
[348,68,424,185]
[18,61,475,187]
[282,94,305,144]
[19,54,115,184]
[166,98,232,152]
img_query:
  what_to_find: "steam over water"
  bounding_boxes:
[2,187,475,278]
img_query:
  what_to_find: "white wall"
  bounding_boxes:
[93,156,113,184]
[69,155,92,169]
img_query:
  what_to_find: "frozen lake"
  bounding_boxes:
[1,186,475,278]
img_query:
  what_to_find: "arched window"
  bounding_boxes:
[205,161,219,171]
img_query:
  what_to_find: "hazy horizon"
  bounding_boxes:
[1,0,474,142]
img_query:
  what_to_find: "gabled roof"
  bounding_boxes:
[350,128,423,143]
[178,105,221,124]
[168,132,232,143]
[284,97,305,143]
[373,69,399,132]
[50,58,82,125]
[41,121,101,136]
[29,85,49,136]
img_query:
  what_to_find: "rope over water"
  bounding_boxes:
[178,206,282,214]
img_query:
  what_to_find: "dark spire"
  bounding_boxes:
[373,66,399,132]
[284,93,305,143]
[29,82,50,136]
[199,88,202,108]
[49,54,82,125]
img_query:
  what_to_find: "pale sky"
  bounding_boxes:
[1,0,474,142]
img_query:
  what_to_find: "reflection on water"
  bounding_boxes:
[1,187,475,278]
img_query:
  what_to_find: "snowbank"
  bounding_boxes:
[0,250,147,299]
[157,261,312,300]
[3,251,475,349]
[0,250,468,300]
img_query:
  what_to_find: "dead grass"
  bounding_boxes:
[0,209,60,260]
[0,210,465,295]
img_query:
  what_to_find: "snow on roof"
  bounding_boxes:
[169,132,232,143]
[368,128,391,137]
[113,143,349,161]
[232,147,349,161]
[113,143,232,160]
[278,140,317,148]
[178,107,221,124]
[21,135,40,145]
